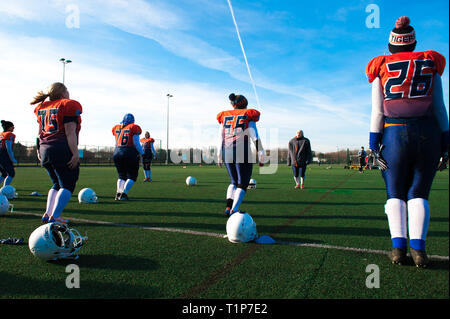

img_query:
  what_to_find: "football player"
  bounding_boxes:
[140,131,156,182]
[366,17,448,267]
[217,93,264,217]
[112,114,144,200]
[31,82,82,224]
[0,120,17,187]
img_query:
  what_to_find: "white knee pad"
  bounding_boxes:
[384,198,407,239]
[407,198,430,241]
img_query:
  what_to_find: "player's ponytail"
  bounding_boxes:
[30,82,68,105]
[229,93,248,109]
[1,120,14,132]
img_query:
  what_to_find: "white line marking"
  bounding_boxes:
[15,211,449,261]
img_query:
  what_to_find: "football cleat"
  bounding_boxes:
[295,184,300,189]
[115,192,121,200]
[41,214,49,224]
[119,193,129,201]
[410,248,429,268]
[388,248,407,265]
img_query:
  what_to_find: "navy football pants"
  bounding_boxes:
[381,117,441,201]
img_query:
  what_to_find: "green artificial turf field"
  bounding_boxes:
[0,164,448,299]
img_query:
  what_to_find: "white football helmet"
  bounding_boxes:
[248,179,257,189]
[226,212,258,243]
[0,185,16,200]
[186,176,197,186]
[28,223,88,261]
[78,188,98,203]
[0,194,10,216]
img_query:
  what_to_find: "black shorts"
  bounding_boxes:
[142,151,153,170]
[0,150,14,178]
[39,143,79,193]
[113,147,140,181]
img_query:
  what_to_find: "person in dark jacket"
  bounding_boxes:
[288,130,312,189]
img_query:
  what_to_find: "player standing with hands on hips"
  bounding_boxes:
[217,93,264,217]
[366,16,448,267]
[0,120,17,187]
[31,82,82,224]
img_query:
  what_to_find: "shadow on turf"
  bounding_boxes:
[0,271,161,298]
[49,254,160,271]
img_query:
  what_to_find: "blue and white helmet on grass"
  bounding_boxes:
[0,185,17,200]
[186,176,197,186]
[0,195,10,216]
[28,223,88,261]
[78,188,98,203]
[226,212,258,243]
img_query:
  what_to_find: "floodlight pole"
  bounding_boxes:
[60,58,72,84]
[166,94,173,165]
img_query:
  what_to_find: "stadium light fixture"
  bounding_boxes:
[60,58,72,84]
[166,94,173,165]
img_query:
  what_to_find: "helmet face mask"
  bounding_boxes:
[29,223,88,261]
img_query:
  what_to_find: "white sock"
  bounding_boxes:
[300,177,304,185]
[227,184,236,200]
[293,176,299,185]
[50,188,72,219]
[122,179,135,194]
[4,176,13,186]
[384,198,407,239]
[407,198,430,241]
[45,189,58,216]
[231,188,246,212]
[117,179,126,193]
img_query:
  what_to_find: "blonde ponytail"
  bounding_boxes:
[30,82,68,105]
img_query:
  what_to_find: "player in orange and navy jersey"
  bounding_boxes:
[112,113,144,200]
[217,93,264,217]
[140,132,156,182]
[0,120,17,187]
[366,17,449,267]
[31,82,82,224]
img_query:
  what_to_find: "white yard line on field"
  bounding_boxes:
[15,211,449,261]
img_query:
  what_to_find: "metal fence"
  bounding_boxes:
[13,140,364,166]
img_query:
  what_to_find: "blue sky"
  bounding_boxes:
[0,0,448,152]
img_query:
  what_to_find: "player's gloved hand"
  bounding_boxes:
[258,150,265,167]
[437,152,449,171]
[372,145,388,171]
